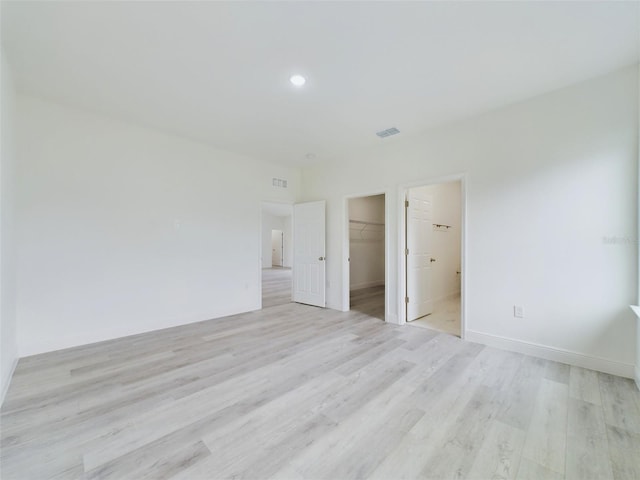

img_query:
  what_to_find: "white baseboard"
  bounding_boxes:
[350,280,385,290]
[1,357,19,407]
[19,303,260,358]
[466,330,635,379]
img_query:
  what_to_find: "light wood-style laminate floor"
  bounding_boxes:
[2,302,639,479]
[350,285,385,321]
[262,267,292,308]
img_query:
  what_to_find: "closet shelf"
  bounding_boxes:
[349,220,385,227]
[349,219,385,237]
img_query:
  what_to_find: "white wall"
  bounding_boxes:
[15,95,300,357]
[413,182,461,301]
[1,51,18,402]
[302,65,638,377]
[349,195,385,289]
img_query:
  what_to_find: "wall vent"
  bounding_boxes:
[272,178,288,188]
[376,127,400,138]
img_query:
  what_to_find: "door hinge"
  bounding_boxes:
[405,200,409,208]
[405,248,409,256]
[405,296,409,304]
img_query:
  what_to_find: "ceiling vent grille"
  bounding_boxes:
[376,127,400,138]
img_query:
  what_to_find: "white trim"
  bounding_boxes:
[397,174,467,339]
[1,357,19,407]
[466,330,635,379]
[630,305,640,390]
[342,190,391,321]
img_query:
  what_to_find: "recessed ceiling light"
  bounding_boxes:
[290,74,306,87]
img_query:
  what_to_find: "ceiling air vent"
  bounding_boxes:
[376,127,400,138]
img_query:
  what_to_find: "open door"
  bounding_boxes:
[293,201,326,307]
[406,189,434,321]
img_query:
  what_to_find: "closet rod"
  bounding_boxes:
[349,219,385,227]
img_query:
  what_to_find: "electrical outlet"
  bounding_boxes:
[514,305,524,318]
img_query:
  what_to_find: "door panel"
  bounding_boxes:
[293,201,326,307]
[406,190,433,321]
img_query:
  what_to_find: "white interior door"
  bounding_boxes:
[406,189,434,321]
[293,201,326,307]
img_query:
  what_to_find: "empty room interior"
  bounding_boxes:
[1,2,640,479]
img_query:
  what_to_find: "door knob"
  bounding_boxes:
[319,256,325,261]
[430,258,436,262]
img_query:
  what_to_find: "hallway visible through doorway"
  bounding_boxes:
[262,267,292,308]
[261,202,293,309]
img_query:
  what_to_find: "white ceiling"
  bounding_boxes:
[2,1,639,167]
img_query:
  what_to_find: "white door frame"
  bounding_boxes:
[342,189,391,321]
[397,174,467,338]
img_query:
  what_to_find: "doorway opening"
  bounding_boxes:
[261,203,293,308]
[402,179,463,337]
[347,194,386,321]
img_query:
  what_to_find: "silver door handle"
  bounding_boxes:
[430,258,436,262]
[319,256,325,261]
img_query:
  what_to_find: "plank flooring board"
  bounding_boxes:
[235,414,340,480]
[335,338,406,376]
[598,371,640,434]
[495,356,547,430]
[480,350,525,390]
[467,419,526,480]
[82,399,293,480]
[545,360,571,385]
[569,365,603,405]
[323,407,426,480]
[521,378,569,474]
[321,360,417,425]
[410,341,484,404]
[397,326,439,350]
[566,397,614,480]
[420,385,503,480]
[606,424,640,479]
[1,297,639,479]
[516,457,565,480]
